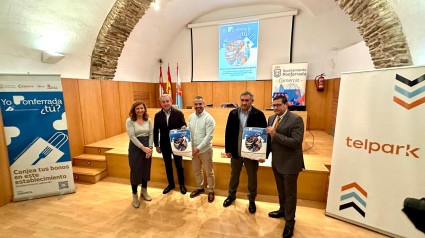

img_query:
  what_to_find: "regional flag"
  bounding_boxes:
[176,63,183,109]
[166,64,173,101]
[159,65,165,96]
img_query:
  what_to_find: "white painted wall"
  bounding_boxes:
[291,6,364,79]
[160,28,192,83]
[160,3,365,82]
[334,41,374,75]
[0,0,116,78]
[0,0,422,82]
[116,0,363,83]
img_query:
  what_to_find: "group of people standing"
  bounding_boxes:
[126,91,304,238]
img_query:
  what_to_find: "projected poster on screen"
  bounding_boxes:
[219,22,258,81]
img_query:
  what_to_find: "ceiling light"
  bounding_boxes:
[151,0,160,10]
[41,50,65,64]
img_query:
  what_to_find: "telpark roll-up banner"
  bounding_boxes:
[0,74,75,201]
[326,66,425,237]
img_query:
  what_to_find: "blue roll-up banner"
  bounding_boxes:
[0,74,75,201]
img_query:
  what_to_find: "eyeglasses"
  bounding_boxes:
[272,103,284,107]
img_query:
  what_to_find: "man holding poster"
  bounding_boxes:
[223,91,267,214]
[154,94,187,195]
[182,96,216,203]
[265,95,304,238]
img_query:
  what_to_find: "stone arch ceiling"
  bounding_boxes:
[335,0,412,68]
[90,0,153,80]
[90,0,412,80]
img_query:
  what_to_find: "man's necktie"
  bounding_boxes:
[273,116,281,130]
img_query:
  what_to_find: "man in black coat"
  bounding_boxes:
[265,95,304,238]
[223,91,267,214]
[154,94,187,194]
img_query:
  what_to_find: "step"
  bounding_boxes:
[73,154,107,168]
[72,166,108,184]
[84,147,111,155]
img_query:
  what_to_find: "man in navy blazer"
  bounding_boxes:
[265,95,304,238]
[154,94,187,195]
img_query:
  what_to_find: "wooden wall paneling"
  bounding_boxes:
[118,82,134,133]
[181,109,193,125]
[247,81,265,110]
[205,108,232,146]
[151,78,341,133]
[323,79,332,134]
[132,82,151,106]
[61,78,85,158]
[146,108,157,130]
[264,80,272,109]
[181,82,198,109]
[101,81,122,138]
[78,79,106,145]
[171,83,177,102]
[148,83,159,108]
[228,81,247,106]
[0,110,12,206]
[305,80,331,130]
[330,78,341,135]
[212,82,229,107]
[197,82,213,106]
[131,82,146,92]
[323,78,339,134]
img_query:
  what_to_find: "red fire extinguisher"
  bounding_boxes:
[315,73,325,91]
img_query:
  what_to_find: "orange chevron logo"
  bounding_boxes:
[393,96,425,110]
[341,182,367,197]
[339,182,367,217]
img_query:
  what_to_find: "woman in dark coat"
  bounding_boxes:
[126,100,153,208]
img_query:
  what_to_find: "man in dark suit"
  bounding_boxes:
[154,94,187,195]
[265,95,304,238]
[223,91,267,214]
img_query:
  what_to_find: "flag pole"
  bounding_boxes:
[158,59,164,108]
[167,63,173,102]
[176,63,183,109]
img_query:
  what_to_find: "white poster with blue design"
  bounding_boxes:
[219,21,259,81]
[0,74,75,201]
[169,129,192,158]
[241,127,267,160]
[272,63,308,106]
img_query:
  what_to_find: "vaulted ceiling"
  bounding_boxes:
[0,0,423,81]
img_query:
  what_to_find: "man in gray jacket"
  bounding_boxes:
[265,95,304,238]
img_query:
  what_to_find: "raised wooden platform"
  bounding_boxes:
[85,130,333,202]
[72,153,108,184]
